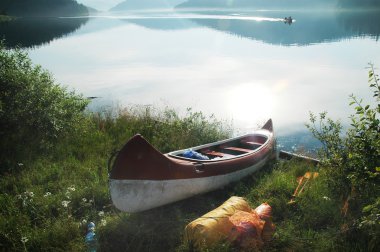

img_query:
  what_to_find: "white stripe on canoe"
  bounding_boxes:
[110,156,269,213]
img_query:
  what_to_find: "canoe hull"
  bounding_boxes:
[109,119,274,212]
[110,156,269,213]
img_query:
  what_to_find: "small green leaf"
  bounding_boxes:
[362,205,373,213]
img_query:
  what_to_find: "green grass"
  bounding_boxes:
[0,105,372,251]
[0,103,375,252]
[0,15,14,22]
[0,105,373,251]
[0,105,233,251]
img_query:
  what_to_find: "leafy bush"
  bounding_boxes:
[306,63,380,250]
[0,42,89,173]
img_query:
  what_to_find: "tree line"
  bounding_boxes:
[0,0,88,17]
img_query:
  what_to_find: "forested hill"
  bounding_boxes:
[0,0,89,17]
[176,0,380,9]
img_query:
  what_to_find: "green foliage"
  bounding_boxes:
[0,42,89,172]
[92,105,233,154]
[306,63,380,250]
[0,15,13,22]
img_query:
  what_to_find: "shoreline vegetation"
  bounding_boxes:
[0,15,13,22]
[0,43,379,251]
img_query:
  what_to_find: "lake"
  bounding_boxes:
[1,9,380,152]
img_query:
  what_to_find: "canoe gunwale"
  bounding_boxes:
[109,119,274,180]
[167,130,272,162]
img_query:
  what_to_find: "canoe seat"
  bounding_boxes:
[223,146,252,153]
[244,141,262,146]
[202,150,225,157]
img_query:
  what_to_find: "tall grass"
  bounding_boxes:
[0,104,233,251]
[0,103,372,252]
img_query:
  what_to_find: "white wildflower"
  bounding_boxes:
[82,198,87,203]
[100,219,107,226]
[26,191,34,198]
[82,219,87,225]
[62,200,71,208]
[67,185,76,192]
[98,211,104,217]
[16,194,22,200]
[21,236,28,243]
[44,192,52,197]
[323,196,331,201]
[65,191,71,199]
[18,163,24,167]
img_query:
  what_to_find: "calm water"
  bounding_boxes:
[2,9,380,151]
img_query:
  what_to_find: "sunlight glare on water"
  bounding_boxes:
[225,82,275,132]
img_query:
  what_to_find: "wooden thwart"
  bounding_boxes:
[223,146,252,153]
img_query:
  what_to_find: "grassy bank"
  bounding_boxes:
[1,43,378,251]
[0,15,13,22]
[0,104,233,251]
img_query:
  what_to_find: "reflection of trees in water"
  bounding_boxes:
[337,10,380,41]
[190,11,380,46]
[0,17,89,48]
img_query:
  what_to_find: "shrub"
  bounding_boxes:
[0,42,89,173]
[306,63,380,250]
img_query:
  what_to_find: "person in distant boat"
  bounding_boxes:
[284,16,293,25]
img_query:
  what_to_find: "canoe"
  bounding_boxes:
[109,119,275,213]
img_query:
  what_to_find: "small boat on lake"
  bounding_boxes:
[109,119,275,213]
[284,16,293,25]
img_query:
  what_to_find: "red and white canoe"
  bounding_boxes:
[109,119,275,213]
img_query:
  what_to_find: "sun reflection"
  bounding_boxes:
[225,83,275,130]
[273,80,289,93]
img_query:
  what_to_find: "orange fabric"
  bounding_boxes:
[228,210,265,249]
[185,197,276,250]
[255,202,272,221]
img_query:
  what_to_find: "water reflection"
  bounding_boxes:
[337,10,380,40]
[188,10,380,45]
[117,10,380,45]
[1,10,379,151]
[1,10,379,48]
[0,17,88,48]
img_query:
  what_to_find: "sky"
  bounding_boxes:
[76,0,124,11]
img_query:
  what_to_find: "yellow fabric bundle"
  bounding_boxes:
[184,196,252,248]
